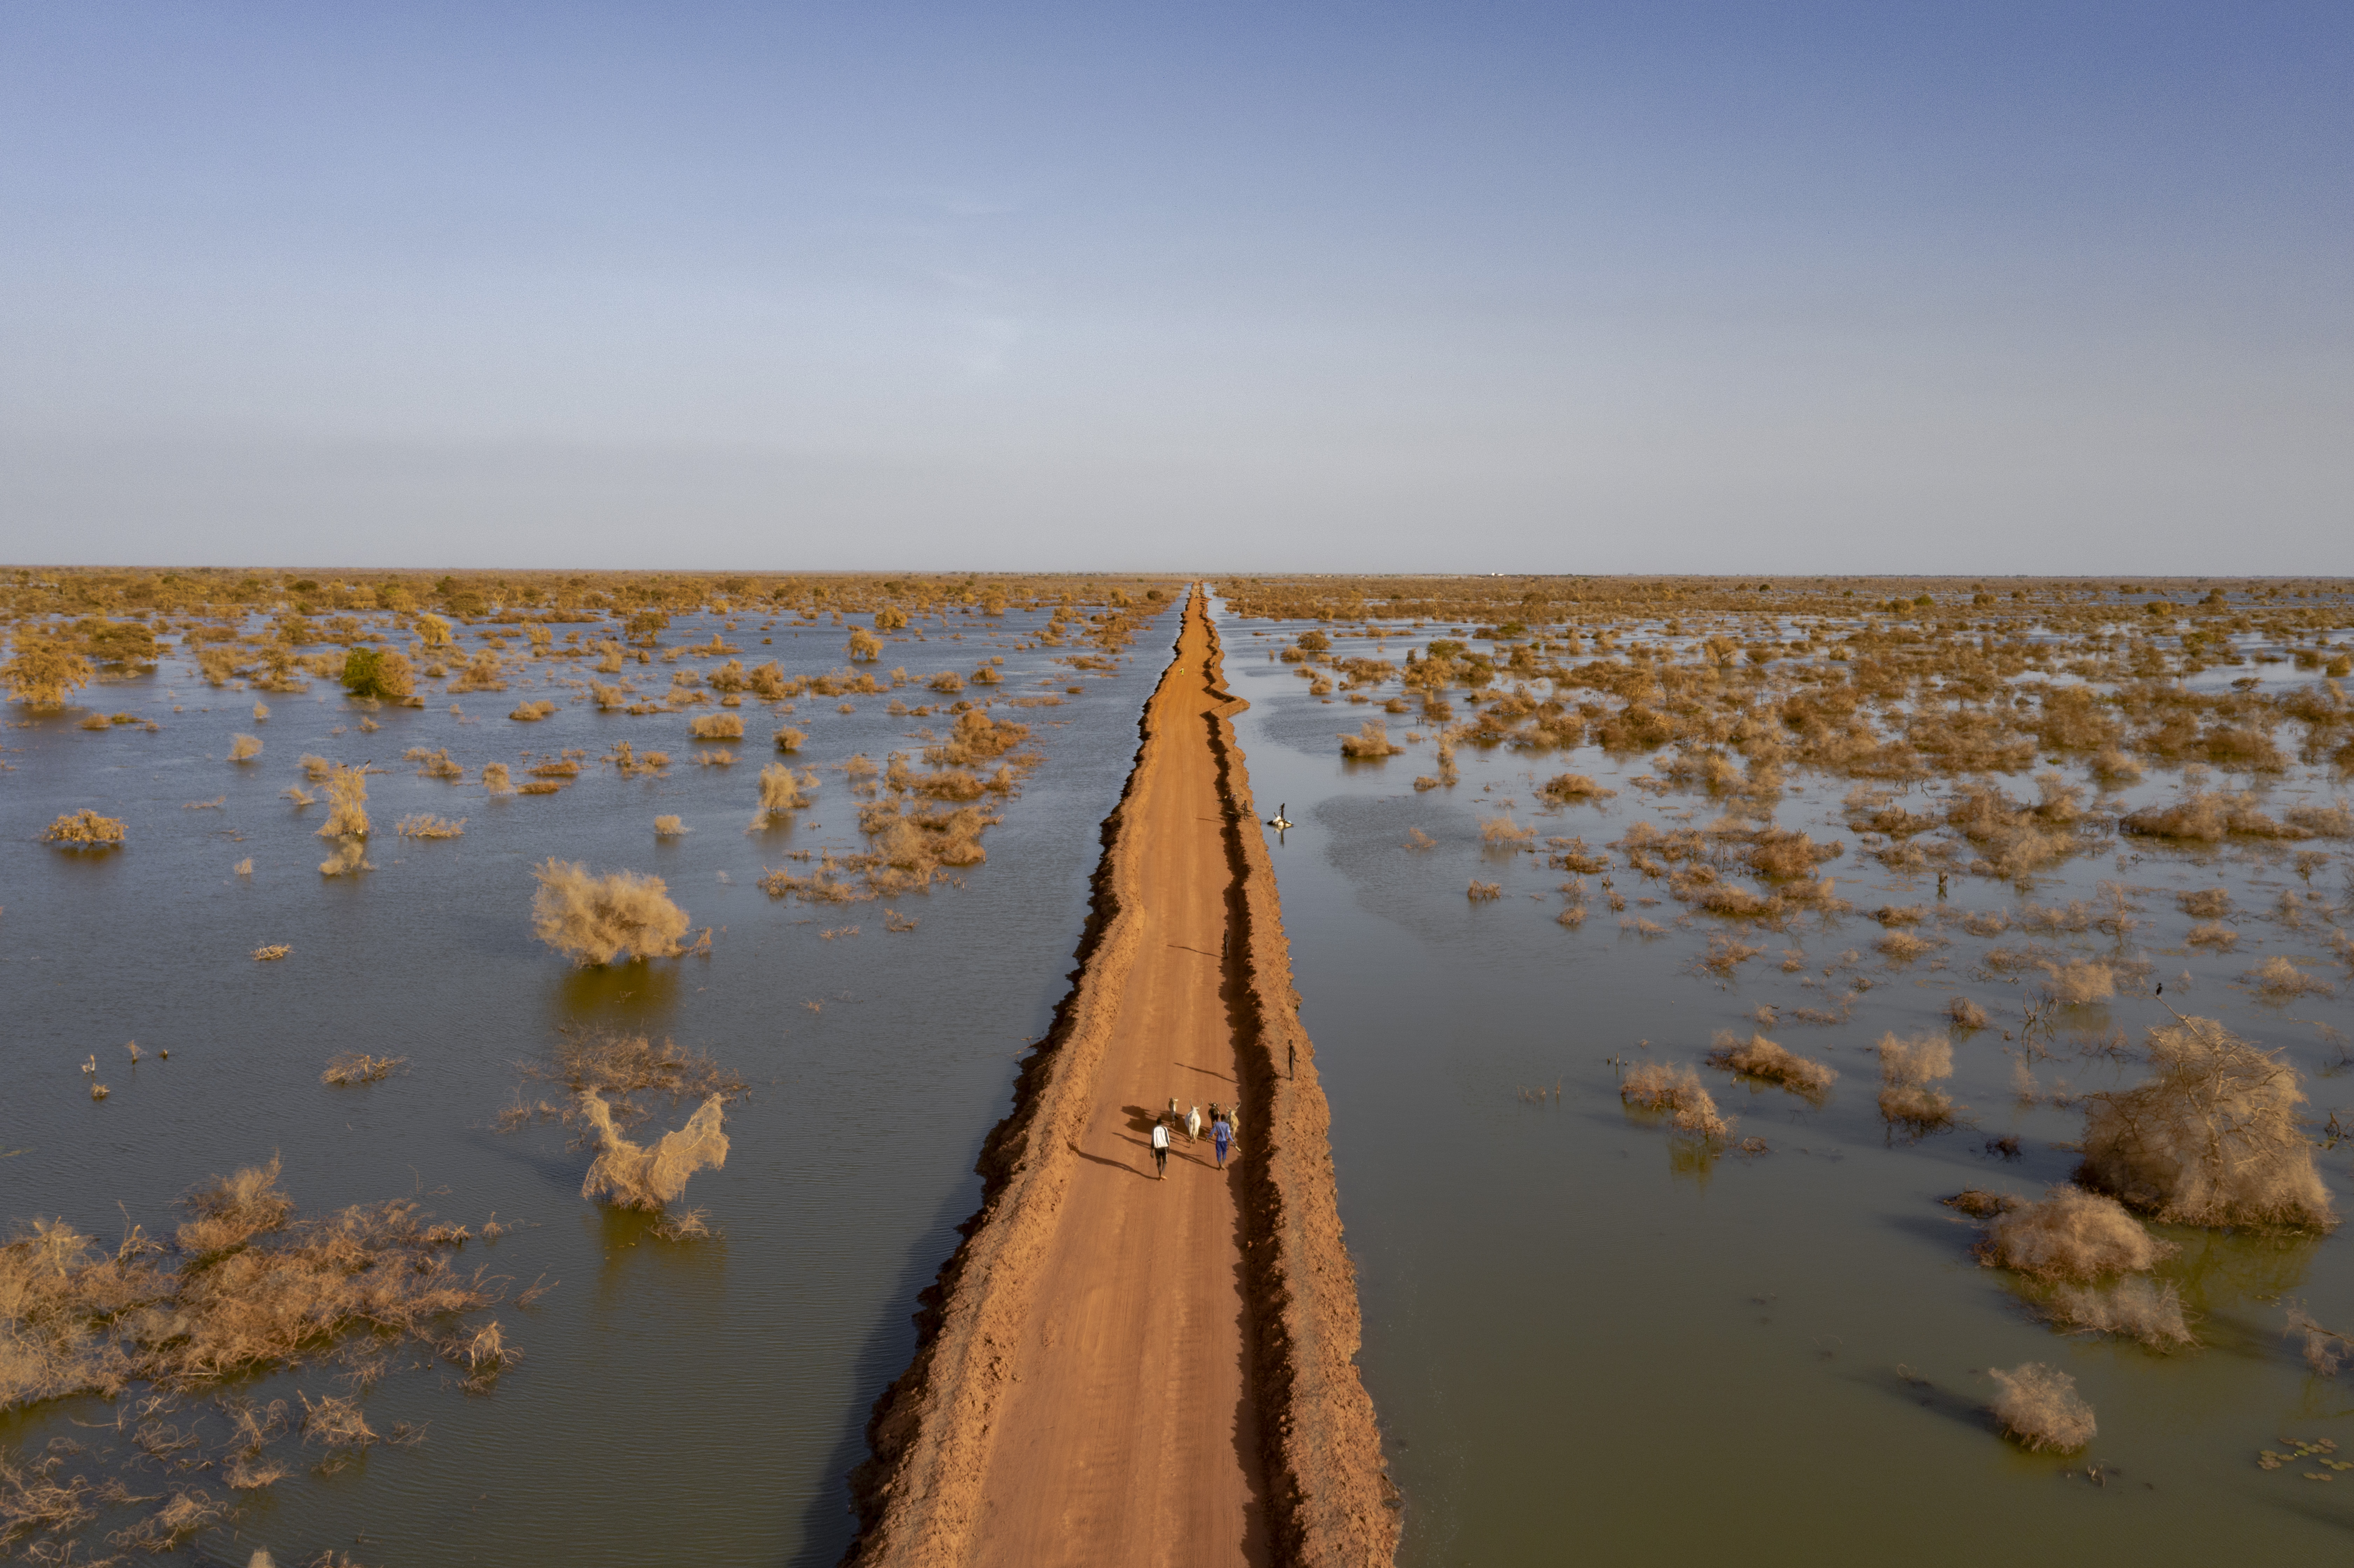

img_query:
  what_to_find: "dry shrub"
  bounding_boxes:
[1620,1063,1731,1140]
[1745,829,1838,880]
[1988,1363,2095,1452]
[2176,886,2231,918]
[1877,1032,1955,1128]
[0,1163,496,1417]
[1948,995,1989,1030]
[1480,816,1534,847]
[318,840,373,877]
[106,1486,225,1552]
[2121,790,2300,842]
[530,859,690,965]
[0,633,94,706]
[689,712,744,740]
[482,761,513,794]
[578,1093,729,1212]
[395,813,466,838]
[749,762,814,830]
[2285,798,2354,836]
[1338,720,1402,758]
[1404,827,1436,850]
[1975,1185,2173,1281]
[2249,955,2332,998]
[321,1054,404,1085]
[1707,1031,1835,1096]
[654,814,688,836]
[1872,904,1926,926]
[774,727,807,753]
[1466,880,1502,902]
[252,944,291,961]
[2042,959,2115,1006]
[2078,1015,2334,1229]
[1539,772,1615,802]
[43,809,126,849]
[2047,1277,2195,1349]
[509,699,557,721]
[2185,921,2239,949]
[2283,1302,2353,1376]
[1700,934,1761,976]
[316,764,369,840]
[516,1030,746,1129]
[229,733,262,761]
[1875,930,1935,963]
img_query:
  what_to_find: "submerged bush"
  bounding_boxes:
[339,646,417,702]
[1988,1362,2095,1452]
[43,809,125,848]
[2078,1016,2335,1229]
[2047,1277,2195,1349]
[1877,1032,1955,1128]
[1707,1031,1835,1096]
[1621,1063,1730,1141]
[530,859,691,965]
[578,1093,729,1212]
[1,633,95,707]
[1975,1186,2173,1281]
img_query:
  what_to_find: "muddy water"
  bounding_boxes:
[1213,605,2354,1564]
[0,601,1173,1566]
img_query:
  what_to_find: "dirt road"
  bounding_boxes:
[962,590,1268,1566]
[849,586,1395,1568]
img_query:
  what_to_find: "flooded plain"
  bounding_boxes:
[1214,600,2353,1564]
[1,596,1175,1566]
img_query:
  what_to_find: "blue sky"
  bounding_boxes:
[1,2,2347,571]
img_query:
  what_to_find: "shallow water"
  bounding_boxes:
[1213,605,2354,1563]
[0,600,1174,1566]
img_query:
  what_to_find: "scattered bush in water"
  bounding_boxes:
[0,1158,496,1413]
[43,809,124,848]
[1707,1031,1835,1096]
[339,646,417,702]
[1,633,94,707]
[1987,1363,2094,1452]
[509,699,557,721]
[1338,720,1402,758]
[578,1093,729,1213]
[322,1053,405,1085]
[395,813,466,838]
[2042,959,2115,1006]
[1947,995,1989,1030]
[1539,772,1615,803]
[1877,1032,1954,1129]
[315,763,370,840]
[251,944,291,961]
[774,726,807,753]
[689,712,744,740]
[2248,955,2332,998]
[654,815,689,836]
[749,762,813,830]
[1466,880,1502,901]
[2046,1277,2195,1349]
[2077,1015,2335,1229]
[228,733,262,761]
[530,859,691,965]
[1975,1185,2173,1281]
[482,761,514,794]
[1620,1063,1730,1141]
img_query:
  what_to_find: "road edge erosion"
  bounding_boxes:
[842,585,1399,1567]
[1203,600,1401,1567]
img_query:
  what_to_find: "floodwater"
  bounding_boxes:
[0,599,1174,1566]
[1212,603,2354,1564]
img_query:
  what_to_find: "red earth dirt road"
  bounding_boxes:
[964,588,1271,1566]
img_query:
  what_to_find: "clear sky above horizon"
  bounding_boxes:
[1,3,2347,573]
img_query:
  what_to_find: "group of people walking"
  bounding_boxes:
[1149,1098,1234,1179]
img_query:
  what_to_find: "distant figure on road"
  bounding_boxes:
[1211,1114,1232,1170]
[1186,1104,1202,1143]
[1150,1118,1170,1179]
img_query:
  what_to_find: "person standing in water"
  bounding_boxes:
[1211,1112,1232,1170]
[1150,1117,1171,1179]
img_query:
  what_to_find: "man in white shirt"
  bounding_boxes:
[1150,1118,1171,1179]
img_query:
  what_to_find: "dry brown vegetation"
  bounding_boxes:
[251,944,291,961]
[1876,1032,1955,1129]
[2047,1277,2196,1349]
[1620,1063,1731,1141]
[321,1053,404,1085]
[1706,1031,1836,1096]
[2077,1015,2334,1229]
[0,1157,498,1429]
[43,809,125,848]
[1338,721,1403,759]
[229,732,262,761]
[497,1032,744,1219]
[1987,1362,2095,1451]
[530,860,692,965]
[1974,1186,2173,1281]
[394,813,466,838]
[315,763,369,840]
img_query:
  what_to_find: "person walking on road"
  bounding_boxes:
[1150,1118,1171,1179]
[1211,1113,1232,1170]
